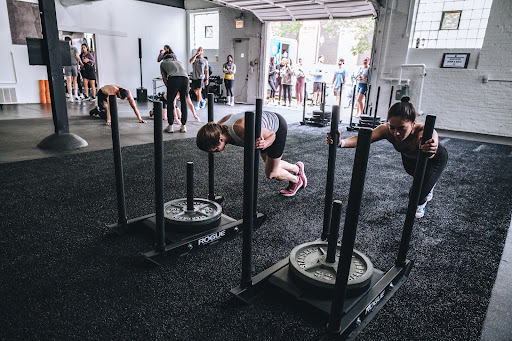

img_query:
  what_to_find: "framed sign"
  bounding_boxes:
[235,20,244,29]
[205,26,213,38]
[441,53,470,68]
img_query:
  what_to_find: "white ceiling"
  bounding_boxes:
[204,0,380,22]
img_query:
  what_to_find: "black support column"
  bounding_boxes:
[37,0,87,150]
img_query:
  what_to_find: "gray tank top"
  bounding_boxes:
[223,111,280,147]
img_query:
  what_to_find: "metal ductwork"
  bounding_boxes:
[58,0,102,7]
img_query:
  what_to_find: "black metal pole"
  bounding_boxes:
[241,111,255,288]
[372,86,381,128]
[38,0,69,134]
[327,128,373,334]
[320,82,326,113]
[388,85,394,110]
[208,93,215,201]
[326,200,343,263]
[254,99,262,216]
[338,86,343,108]
[153,101,165,252]
[321,106,340,241]
[109,95,127,227]
[208,93,214,122]
[349,85,356,128]
[187,162,194,211]
[396,115,436,266]
[139,38,143,88]
[364,85,371,116]
[302,82,307,124]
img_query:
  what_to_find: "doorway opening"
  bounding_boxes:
[59,31,98,99]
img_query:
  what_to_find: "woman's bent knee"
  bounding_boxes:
[265,170,279,179]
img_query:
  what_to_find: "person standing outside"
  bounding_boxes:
[294,57,306,106]
[64,37,81,103]
[332,58,347,106]
[223,55,236,106]
[280,58,294,107]
[275,59,285,106]
[310,55,325,106]
[356,57,370,116]
[268,56,277,105]
[161,54,200,133]
[80,43,97,101]
[189,47,209,110]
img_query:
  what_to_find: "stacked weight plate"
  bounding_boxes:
[359,114,381,128]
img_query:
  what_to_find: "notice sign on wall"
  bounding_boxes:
[235,20,244,29]
[441,53,470,68]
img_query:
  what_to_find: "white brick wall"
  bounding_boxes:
[371,0,512,137]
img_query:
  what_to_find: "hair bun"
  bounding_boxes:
[401,96,410,103]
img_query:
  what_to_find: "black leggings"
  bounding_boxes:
[282,84,292,104]
[224,79,234,97]
[269,80,277,98]
[166,76,189,126]
[402,144,448,205]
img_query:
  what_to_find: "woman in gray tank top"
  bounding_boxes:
[196,111,307,197]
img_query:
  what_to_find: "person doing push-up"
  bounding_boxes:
[95,85,147,126]
[327,96,448,218]
[196,111,307,197]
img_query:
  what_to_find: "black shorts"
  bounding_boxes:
[313,82,323,92]
[262,113,287,159]
[81,64,96,80]
[97,89,108,110]
[191,79,203,90]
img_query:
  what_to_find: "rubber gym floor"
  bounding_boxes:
[0,101,511,340]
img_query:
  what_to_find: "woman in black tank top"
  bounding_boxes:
[327,97,448,218]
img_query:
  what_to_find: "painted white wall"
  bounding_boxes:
[188,5,263,104]
[0,0,47,103]
[0,0,187,103]
[370,0,512,137]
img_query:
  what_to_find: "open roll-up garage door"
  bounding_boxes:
[204,0,380,22]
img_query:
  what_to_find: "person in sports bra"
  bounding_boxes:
[196,111,307,197]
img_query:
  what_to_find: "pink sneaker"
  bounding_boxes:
[296,162,307,188]
[280,177,303,197]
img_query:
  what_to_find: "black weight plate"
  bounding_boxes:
[164,198,222,232]
[289,241,374,293]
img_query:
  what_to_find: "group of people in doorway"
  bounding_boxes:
[268,56,307,107]
[64,37,98,103]
[267,55,370,116]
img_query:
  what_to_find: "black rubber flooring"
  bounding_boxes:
[1,123,511,340]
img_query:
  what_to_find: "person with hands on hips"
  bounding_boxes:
[327,96,447,218]
[196,111,307,197]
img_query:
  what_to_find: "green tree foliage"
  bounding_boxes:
[321,17,375,55]
[270,21,303,39]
